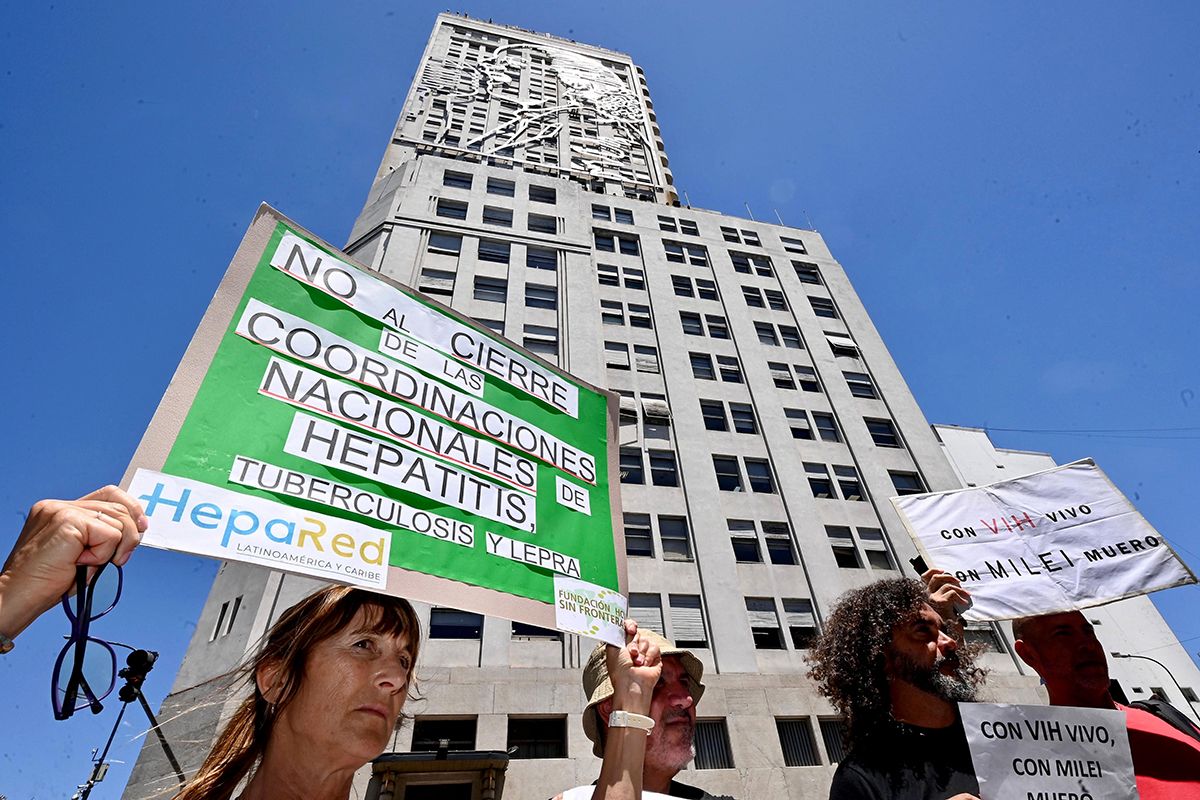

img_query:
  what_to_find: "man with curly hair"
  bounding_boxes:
[809,574,984,800]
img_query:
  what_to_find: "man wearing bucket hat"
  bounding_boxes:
[553,628,735,800]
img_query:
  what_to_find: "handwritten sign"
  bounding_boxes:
[960,703,1137,800]
[124,206,626,638]
[891,459,1195,620]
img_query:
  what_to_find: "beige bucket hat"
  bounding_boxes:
[580,629,705,757]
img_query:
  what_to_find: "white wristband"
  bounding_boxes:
[608,710,654,732]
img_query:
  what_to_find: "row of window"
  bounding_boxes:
[427,232,558,270]
[442,169,557,204]
[471,276,557,309]
[437,198,559,234]
[592,230,816,285]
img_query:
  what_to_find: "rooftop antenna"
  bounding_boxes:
[773,208,785,226]
[744,202,756,221]
[683,190,692,208]
[804,209,815,230]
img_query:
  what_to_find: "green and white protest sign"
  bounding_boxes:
[124,205,627,641]
[891,459,1195,621]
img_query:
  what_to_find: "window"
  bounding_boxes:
[436,199,468,220]
[474,317,504,335]
[209,595,242,641]
[528,213,557,233]
[526,246,557,271]
[659,516,692,560]
[648,450,679,487]
[592,204,611,221]
[528,185,556,204]
[781,236,808,255]
[742,230,761,246]
[785,408,813,439]
[713,456,743,491]
[746,459,776,493]
[512,621,562,640]
[743,286,766,308]
[669,594,708,648]
[820,719,848,763]
[721,226,741,243]
[777,719,820,766]
[778,326,802,349]
[619,235,640,256]
[412,718,477,752]
[418,268,455,297]
[597,263,620,286]
[614,208,634,225]
[629,593,665,635]
[805,463,834,498]
[430,607,483,639]
[693,720,734,769]
[746,598,785,650]
[525,283,557,310]
[826,333,859,358]
[473,276,507,303]
[809,297,838,319]
[623,267,645,289]
[827,526,861,568]
[796,365,821,392]
[793,261,822,284]
[764,522,797,565]
[812,412,841,443]
[442,170,473,189]
[865,418,901,447]
[731,251,774,276]
[619,448,644,484]
[428,232,462,255]
[729,520,761,563]
[1182,687,1199,703]
[844,371,876,399]
[624,513,653,557]
[657,215,677,232]
[858,528,894,571]
[487,177,515,197]
[478,239,510,264]
[672,275,695,297]
[605,341,630,370]
[769,362,796,389]
[716,355,743,383]
[507,717,566,759]
[765,289,788,311]
[522,325,558,358]
[784,599,818,649]
[628,303,653,329]
[729,403,758,434]
[706,315,730,339]
[690,352,716,381]
[600,300,624,326]
[700,399,728,431]
[890,471,926,496]
[680,219,699,236]
[482,206,512,227]
[680,311,704,336]
[664,241,709,266]
[756,321,780,346]
[835,465,864,501]
[634,345,660,373]
[594,231,639,255]
[696,278,719,300]
[1150,687,1170,702]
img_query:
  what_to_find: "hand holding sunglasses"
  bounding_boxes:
[0,486,146,655]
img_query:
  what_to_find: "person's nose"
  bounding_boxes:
[376,662,409,695]
[937,630,958,655]
[666,682,694,709]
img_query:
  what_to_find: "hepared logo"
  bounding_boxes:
[131,470,391,589]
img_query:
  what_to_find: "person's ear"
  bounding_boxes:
[256,659,284,703]
[597,697,613,723]
[1013,639,1039,671]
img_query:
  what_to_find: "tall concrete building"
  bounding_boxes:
[125,13,1196,799]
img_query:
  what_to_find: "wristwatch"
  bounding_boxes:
[608,710,654,732]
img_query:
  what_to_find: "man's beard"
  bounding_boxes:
[890,649,978,703]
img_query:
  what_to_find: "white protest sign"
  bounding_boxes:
[960,703,1137,800]
[554,576,628,646]
[891,459,1195,620]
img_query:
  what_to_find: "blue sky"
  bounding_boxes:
[2,2,1199,796]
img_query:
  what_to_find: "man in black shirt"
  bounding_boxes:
[809,576,983,800]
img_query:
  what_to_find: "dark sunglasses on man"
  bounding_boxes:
[52,560,123,720]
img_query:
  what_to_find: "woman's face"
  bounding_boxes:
[270,608,413,767]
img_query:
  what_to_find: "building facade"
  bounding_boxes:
[125,14,1074,799]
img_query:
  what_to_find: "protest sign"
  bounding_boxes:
[123,205,627,643]
[891,459,1195,621]
[960,703,1137,800]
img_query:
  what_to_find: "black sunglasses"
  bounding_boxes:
[52,561,122,720]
